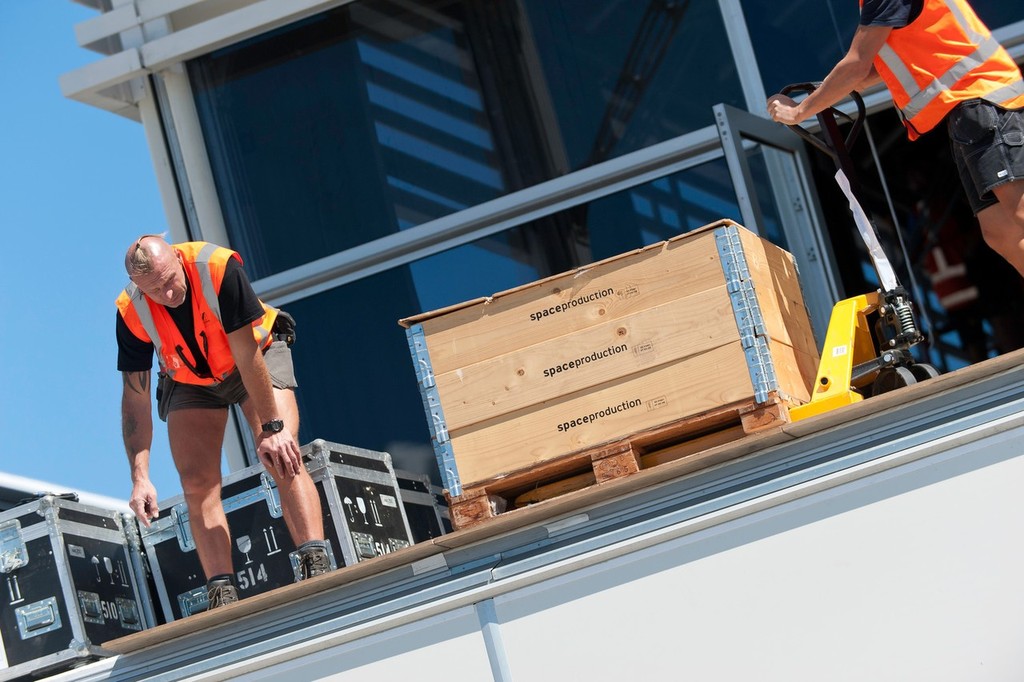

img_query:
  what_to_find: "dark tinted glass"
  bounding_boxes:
[970,1,1024,29]
[741,1,856,97]
[188,0,744,279]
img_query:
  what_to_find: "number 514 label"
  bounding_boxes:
[236,563,269,591]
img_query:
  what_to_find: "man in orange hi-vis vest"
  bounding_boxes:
[116,235,330,611]
[766,0,1024,279]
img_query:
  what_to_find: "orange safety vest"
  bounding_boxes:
[865,0,1024,139]
[116,242,278,386]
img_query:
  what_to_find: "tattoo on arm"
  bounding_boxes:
[123,411,137,440]
[122,371,150,395]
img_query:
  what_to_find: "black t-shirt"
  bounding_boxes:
[861,0,924,27]
[116,256,264,374]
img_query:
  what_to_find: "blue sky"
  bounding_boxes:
[1,2,182,502]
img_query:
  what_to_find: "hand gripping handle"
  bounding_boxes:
[778,82,866,160]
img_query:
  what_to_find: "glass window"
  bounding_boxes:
[742,1,857,97]
[187,0,745,279]
[586,158,741,260]
[745,147,787,250]
[284,160,741,482]
[970,1,1024,30]
[518,0,746,170]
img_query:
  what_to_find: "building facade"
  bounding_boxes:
[63,0,1024,479]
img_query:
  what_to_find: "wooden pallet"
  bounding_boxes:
[446,392,794,531]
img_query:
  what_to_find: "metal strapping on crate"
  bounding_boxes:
[405,324,462,497]
[715,225,779,405]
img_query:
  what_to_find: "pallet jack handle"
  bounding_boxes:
[779,81,865,166]
[779,82,922,348]
[774,83,936,420]
[778,83,898,289]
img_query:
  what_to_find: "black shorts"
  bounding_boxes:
[947,99,1024,215]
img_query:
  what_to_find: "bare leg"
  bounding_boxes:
[977,179,1024,278]
[167,407,233,579]
[241,388,325,545]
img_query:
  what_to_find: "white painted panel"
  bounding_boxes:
[495,431,1024,681]
[229,605,495,682]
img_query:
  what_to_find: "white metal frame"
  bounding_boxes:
[714,102,842,337]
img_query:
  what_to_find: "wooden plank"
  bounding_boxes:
[768,342,819,405]
[434,285,740,430]
[641,425,749,468]
[736,227,819,359]
[514,471,597,506]
[591,441,643,483]
[446,487,508,530]
[449,343,759,487]
[513,425,749,507]
[409,229,727,373]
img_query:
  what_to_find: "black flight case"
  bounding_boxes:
[0,494,154,681]
[140,439,414,622]
[394,469,451,544]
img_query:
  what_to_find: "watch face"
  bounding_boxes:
[263,419,284,433]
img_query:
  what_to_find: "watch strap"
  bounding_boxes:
[261,419,285,434]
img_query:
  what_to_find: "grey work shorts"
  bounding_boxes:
[948,99,1024,215]
[156,340,298,422]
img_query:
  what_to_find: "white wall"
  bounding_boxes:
[494,429,1024,681]
[226,416,1024,682]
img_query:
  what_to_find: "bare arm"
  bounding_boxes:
[856,64,885,92]
[227,327,302,478]
[767,25,892,124]
[122,370,159,526]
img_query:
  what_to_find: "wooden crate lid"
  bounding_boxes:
[397,219,740,328]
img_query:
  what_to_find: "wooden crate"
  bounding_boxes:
[400,219,819,506]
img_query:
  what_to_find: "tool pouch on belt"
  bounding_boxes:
[272,309,297,347]
[156,372,174,422]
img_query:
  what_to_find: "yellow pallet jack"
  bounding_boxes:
[777,83,939,421]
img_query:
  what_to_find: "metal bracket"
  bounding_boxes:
[117,597,143,631]
[0,520,28,574]
[140,505,189,549]
[223,473,283,519]
[716,226,779,405]
[170,504,194,553]
[16,597,62,640]
[78,590,104,624]
[406,324,462,497]
[178,586,208,618]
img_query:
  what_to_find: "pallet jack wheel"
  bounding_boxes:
[909,363,940,381]
[871,366,917,395]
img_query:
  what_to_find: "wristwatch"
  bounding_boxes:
[261,419,285,435]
